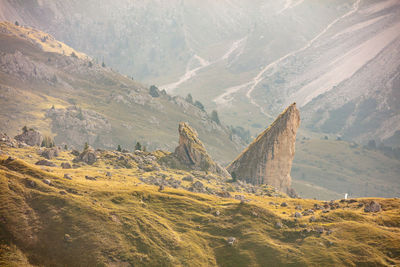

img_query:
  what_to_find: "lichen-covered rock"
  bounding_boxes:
[41,147,59,159]
[15,129,43,146]
[364,201,381,212]
[35,159,56,167]
[173,122,229,177]
[61,162,72,169]
[0,133,18,147]
[227,103,300,196]
[73,148,97,165]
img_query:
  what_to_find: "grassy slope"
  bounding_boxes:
[0,146,399,266]
[292,139,400,200]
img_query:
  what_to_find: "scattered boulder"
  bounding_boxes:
[281,202,288,207]
[43,179,51,185]
[41,147,59,159]
[309,216,316,223]
[158,185,165,191]
[64,174,72,180]
[364,201,381,212]
[302,209,314,216]
[294,212,302,218]
[215,210,221,216]
[6,156,15,162]
[15,128,43,146]
[59,191,67,195]
[61,162,72,169]
[227,237,236,246]
[85,175,96,181]
[73,148,97,165]
[71,150,80,156]
[275,222,283,229]
[190,181,204,192]
[64,234,72,243]
[234,195,245,201]
[182,175,194,182]
[313,204,323,210]
[26,179,36,188]
[0,133,18,147]
[106,172,112,177]
[35,159,56,167]
[216,191,231,198]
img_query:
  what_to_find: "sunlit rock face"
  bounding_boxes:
[174,122,230,177]
[227,103,300,196]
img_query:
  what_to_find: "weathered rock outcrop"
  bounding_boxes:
[15,129,43,146]
[174,122,229,177]
[41,147,59,159]
[227,103,300,196]
[73,147,98,165]
[46,106,113,149]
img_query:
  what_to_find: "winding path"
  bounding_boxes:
[214,0,362,117]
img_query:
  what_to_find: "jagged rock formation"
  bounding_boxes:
[14,128,43,146]
[174,122,229,177]
[227,103,300,196]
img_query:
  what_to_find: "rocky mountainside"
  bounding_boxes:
[227,103,300,196]
[0,21,245,162]
[0,0,398,145]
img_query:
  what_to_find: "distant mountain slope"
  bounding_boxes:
[1,0,398,145]
[0,21,244,162]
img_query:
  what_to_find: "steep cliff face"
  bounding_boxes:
[174,122,229,177]
[227,103,300,195]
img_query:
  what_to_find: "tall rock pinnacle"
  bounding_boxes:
[227,103,300,196]
[174,122,229,177]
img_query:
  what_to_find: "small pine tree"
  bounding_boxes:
[135,142,142,151]
[185,93,193,104]
[84,142,89,151]
[231,172,237,182]
[102,61,106,67]
[15,21,19,26]
[211,110,220,125]
[77,109,84,120]
[71,52,78,58]
[149,85,160,97]
[194,100,205,111]
[41,136,54,148]
[64,144,68,150]
[117,145,122,152]
[22,126,28,133]
[88,61,93,67]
